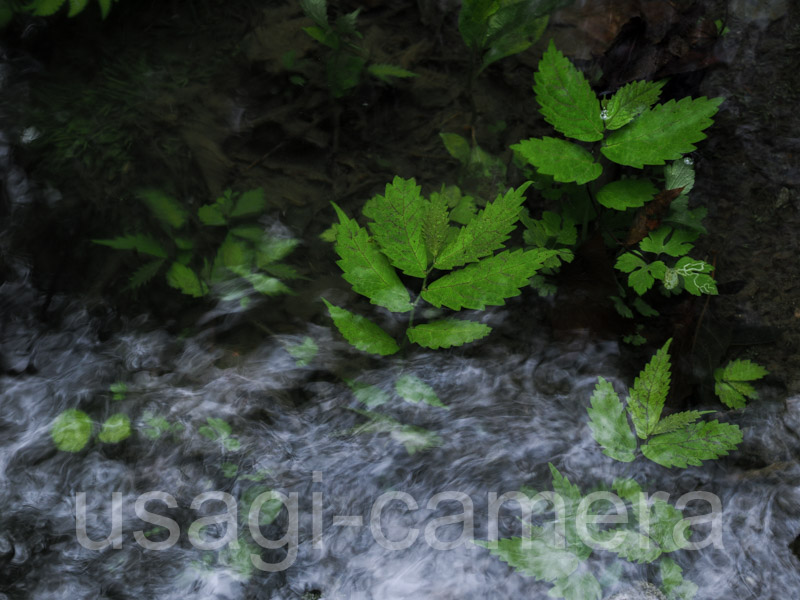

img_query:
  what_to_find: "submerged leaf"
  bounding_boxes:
[395,374,448,408]
[98,413,131,443]
[322,299,399,356]
[51,409,92,452]
[587,377,636,462]
[714,359,768,409]
[474,537,579,582]
[641,421,742,468]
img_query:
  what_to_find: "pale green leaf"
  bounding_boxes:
[322,299,399,355]
[440,133,471,165]
[332,203,412,313]
[547,571,602,600]
[660,557,699,599]
[596,178,657,210]
[474,537,579,582]
[256,237,298,267]
[714,359,768,409]
[138,189,188,229]
[602,79,666,130]
[548,464,591,560]
[51,409,92,452]
[198,203,227,225]
[93,234,167,258]
[674,256,717,296]
[128,259,164,290]
[601,96,724,168]
[649,498,688,553]
[596,528,661,564]
[512,137,601,185]
[627,339,672,439]
[651,410,708,435]
[98,413,131,443]
[366,177,428,277]
[587,377,636,462]
[423,249,555,310]
[641,421,742,468]
[367,63,417,82]
[231,226,264,241]
[395,374,447,408]
[534,40,603,141]
[434,183,531,269]
[664,159,695,197]
[640,227,698,257]
[300,0,328,27]
[406,319,491,349]
[285,336,318,367]
[231,188,267,218]
[348,381,390,407]
[245,273,291,295]
[350,409,442,454]
[166,262,208,297]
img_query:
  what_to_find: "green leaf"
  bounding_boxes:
[230,226,264,241]
[534,40,603,142]
[332,203,412,313]
[512,137,601,185]
[641,421,742,468]
[406,319,491,349]
[231,188,267,218]
[97,0,113,19]
[660,557,698,599]
[547,464,591,560]
[93,234,167,258]
[68,0,90,17]
[98,413,131,443]
[474,537,579,582]
[548,571,602,600]
[32,0,66,16]
[367,63,417,82]
[423,249,555,310]
[423,192,451,262]
[198,203,227,225]
[627,339,672,439]
[640,227,698,257]
[602,79,666,130]
[366,177,428,277]
[285,336,318,367]
[523,210,577,247]
[300,0,328,27]
[674,256,717,296]
[601,96,724,168]
[128,259,165,290]
[138,189,188,229]
[165,262,208,297]
[348,380,390,408]
[714,359,768,409]
[256,237,298,267]
[615,254,667,295]
[51,409,92,452]
[395,374,448,408]
[245,273,291,295]
[322,299,399,355]
[596,528,661,564]
[351,409,442,454]
[648,497,688,553]
[596,178,657,210]
[434,183,531,269]
[664,159,695,197]
[651,411,708,435]
[440,133,471,165]
[458,0,498,49]
[587,377,636,462]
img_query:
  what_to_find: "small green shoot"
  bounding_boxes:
[51,409,93,452]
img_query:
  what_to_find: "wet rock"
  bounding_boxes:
[605,582,667,600]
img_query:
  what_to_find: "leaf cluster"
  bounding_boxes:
[325,176,556,354]
[587,339,743,468]
[93,187,299,303]
[714,359,768,409]
[476,465,697,600]
[512,41,722,303]
[299,0,416,98]
[51,408,130,452]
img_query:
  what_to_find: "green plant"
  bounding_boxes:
[512,41,722,308]
[323,176,557,355]
[94,187,299,302]
[586,339,743,468]
[299,0,416,99]
[714,359,769,409]
[198,417,241,452]
[476,464,698,600]
[51,408,130,451]
[0,0,118,27]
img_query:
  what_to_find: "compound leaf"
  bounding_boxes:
[406,319,491,349]
[534,40,603,142]
[366,177,428,277]
[615,254,667,295]
[434,183,531,270]
[714,359,768,409]
[640,227,698,257]
[587,377,636,462]
[322,299,399,356]
[596,178,657,211]
[674,256,717,296]
[474,537,579,582]
[602,79,666,130]
[641,421,742,468]
[423,249,555,310]
[627,339,672,439]
[601,96,724,168]
[332,202,412,313]
[512,137,601,185]
[51,409,92,452]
